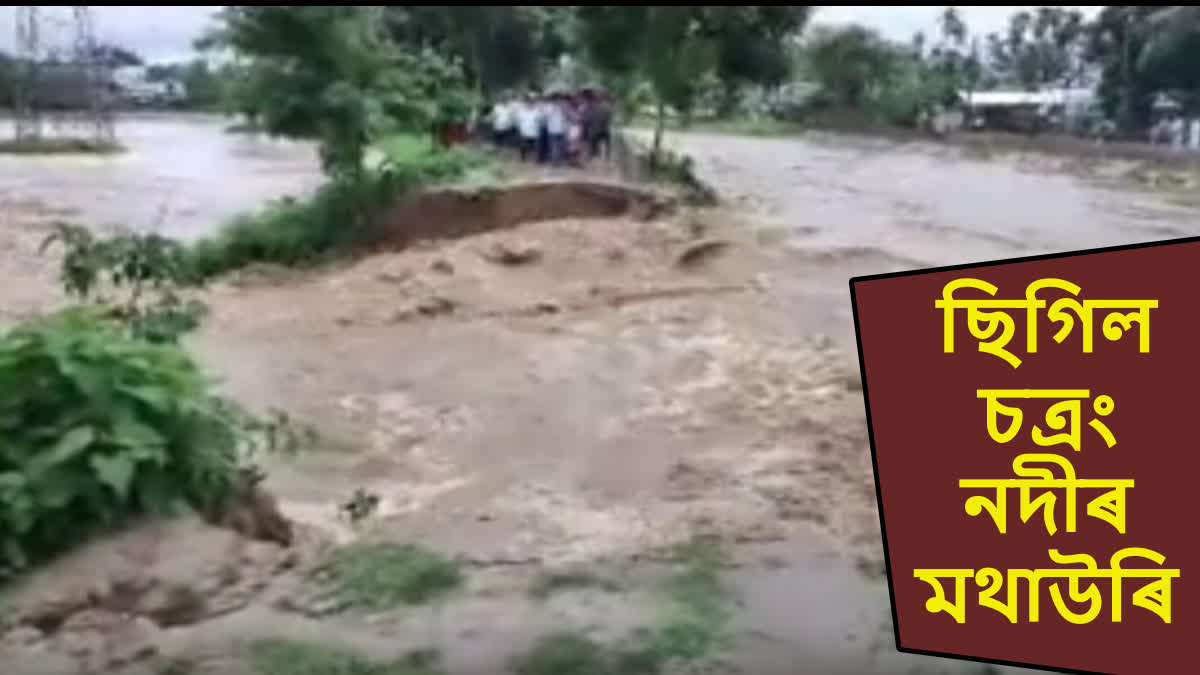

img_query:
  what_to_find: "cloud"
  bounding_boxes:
[0,6,222,62]
[0,6,1105,65]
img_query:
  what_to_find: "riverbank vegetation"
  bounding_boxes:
[182,134,491,280]
[0,224,314,581]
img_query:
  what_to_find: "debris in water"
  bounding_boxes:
[430,258,455,275]
[416,296,456,317]
[203,465,294,547]
[674,238,733,269]
[339,488,381,525]
[377,269,412,284]
[481,240,542,266]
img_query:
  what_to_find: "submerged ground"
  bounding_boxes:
[2,115,1197,674]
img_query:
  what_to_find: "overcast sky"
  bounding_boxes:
[0,6,1104,64]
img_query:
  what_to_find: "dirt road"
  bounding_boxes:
[5,119,1198,674]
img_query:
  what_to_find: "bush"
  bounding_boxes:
[182,178,371,280]
[41,223,208,344]
[0,308,242,579]
[182,137,491,281]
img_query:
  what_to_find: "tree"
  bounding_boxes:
[204,6,471,178]
[1136,7,1200,106]
[144,63,180,83]
[0,51,14,106]
[576,6,714,157]
[803,25,899,108]
[90,44,143,69]
[939,7,967,47]
[698,6,814,115]
[180,60,222,109]
[575,6,808,154]
[383,6,571,96]
[985,7,1085,90]
[1086,6,1164,132]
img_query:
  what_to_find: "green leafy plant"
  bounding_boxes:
[0,309,242,579]
[40,223,208,344]
[181,135,491,280]
[3,223,323,581]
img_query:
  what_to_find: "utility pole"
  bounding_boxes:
[72,6,115,144]
[14,6,41,142]
[11,6,115,147]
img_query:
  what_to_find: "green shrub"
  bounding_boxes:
[40,223,208,344]
[0,308,242,579]
[182,137,492,281]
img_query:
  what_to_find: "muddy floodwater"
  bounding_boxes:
[4,116,1198,674]
[0,114,323,241]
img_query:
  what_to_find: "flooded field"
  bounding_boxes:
[4,116,1198,674]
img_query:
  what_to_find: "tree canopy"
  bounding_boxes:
[199,4,1200,142]
[203,6,473,176]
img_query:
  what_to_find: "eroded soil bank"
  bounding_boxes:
[7,117,1196,674]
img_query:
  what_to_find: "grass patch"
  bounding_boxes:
[182,134,495,281]
[372,134,495,183]
[0,137,125,155]
[157,657,199,675]
[640,535,736,665]
[512,535,735,675]
[512,632,616,675]
[250,639,441,675]
[313,542,463,610]
[530,568,624,600]
[181,177,372,280]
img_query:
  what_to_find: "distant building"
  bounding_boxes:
[18,62,182,111]
[111,66,183,106]
[957,87,1098,134]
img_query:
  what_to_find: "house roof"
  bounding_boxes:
[960,89,1095,108]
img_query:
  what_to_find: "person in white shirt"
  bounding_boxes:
[544,93,568,166]
[515,94,541,162]
[490,95,515,148]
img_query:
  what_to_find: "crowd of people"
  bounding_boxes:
[482,88,614,168]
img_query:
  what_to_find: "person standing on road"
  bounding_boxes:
[491,93,515,150]
[566,92,584,166]
[535,93,553,164]
[515,93,540,162]
[584,90,613,161]
[545,93,568,167]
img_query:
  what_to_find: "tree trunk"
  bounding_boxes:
[651,99,667,170]
[717,84,740,118]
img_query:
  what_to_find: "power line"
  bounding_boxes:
[11,6,117,146]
